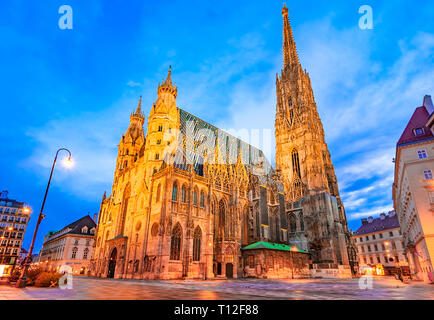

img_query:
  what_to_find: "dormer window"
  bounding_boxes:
[414,128,425,136]
[82,226,88,234]
[418,150,427,159]
[90,228,96,234]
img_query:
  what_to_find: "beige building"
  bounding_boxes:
[353,212,408,275]
[393,95,434,283]
[38,215,96,275]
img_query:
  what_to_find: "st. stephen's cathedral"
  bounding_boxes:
[90,5,357,280]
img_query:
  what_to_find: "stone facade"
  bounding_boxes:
[275,5,356,274]
[90,68,299,280]
[90,5,354,280]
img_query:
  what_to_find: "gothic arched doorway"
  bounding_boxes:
[107,248,117,278]
[226,263,233,278]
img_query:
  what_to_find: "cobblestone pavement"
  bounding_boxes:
[0,277,433,300]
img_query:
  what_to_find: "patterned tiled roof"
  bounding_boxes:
[178,108,273,174]
[354,214,400,236]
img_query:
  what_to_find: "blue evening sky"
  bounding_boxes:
[1,0,433,252]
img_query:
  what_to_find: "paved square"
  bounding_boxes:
[0,277,433,300]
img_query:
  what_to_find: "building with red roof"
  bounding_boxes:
[393,95,434,283]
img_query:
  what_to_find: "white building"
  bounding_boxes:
[353,212,408,275]
[393,95,434,283]
[38,215,96,275]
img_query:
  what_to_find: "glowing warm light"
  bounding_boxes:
[291,247,299,252]
[23,207,30,214]
[7,227,13,231]
[62,157,74,169]
[385,242,390,246]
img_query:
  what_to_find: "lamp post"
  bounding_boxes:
[16,148,72,288]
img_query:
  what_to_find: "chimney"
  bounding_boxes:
[0,190,8,199]
[93,213,98,223]
[380,213,386,220]
[368,216,374,223]
[424,95,434,116]
[388,211,395,218]
[361,218,368,225]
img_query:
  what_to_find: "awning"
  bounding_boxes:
[241,241,308,254]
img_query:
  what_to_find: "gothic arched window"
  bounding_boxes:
[193,226,202,261]
[170,224,182,261]
[218,199,226,238]
[193,187,198,206]
[156,184,161,203]
[200,191,205,208]
[119,184,131,236]
[299,212,304,231]
[181,185,187,203]
[172,182,178,201]
[289,213,297,233]
[291,149,301,179]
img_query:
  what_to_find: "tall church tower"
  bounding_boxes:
[143,66,180,185]
[275,4,341,208]
[114,97,145,179]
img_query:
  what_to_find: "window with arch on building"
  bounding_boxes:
[193,188,198,206]
[172,182,178,201]
[291,149,301,178]
[200,191,205,208]
[193,226,202,261]
[418,150,427,159]
[298,212,304,231]
[151,223,159,237]
[170,224,182,260]
[71,247,78,259]
[83,248,89,259]
[155,153,160,160]
[181,185,187,203]
[156,184,161,203]
[119,184,131,236]
[289,213,297,233]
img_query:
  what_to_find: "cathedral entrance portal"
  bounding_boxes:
[107,248,117,278]
[226,263,233,278]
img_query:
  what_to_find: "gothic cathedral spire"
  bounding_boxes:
[282,4,299,68]
[275,4,342,208]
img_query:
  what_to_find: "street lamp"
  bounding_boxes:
[16,148,72,288]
